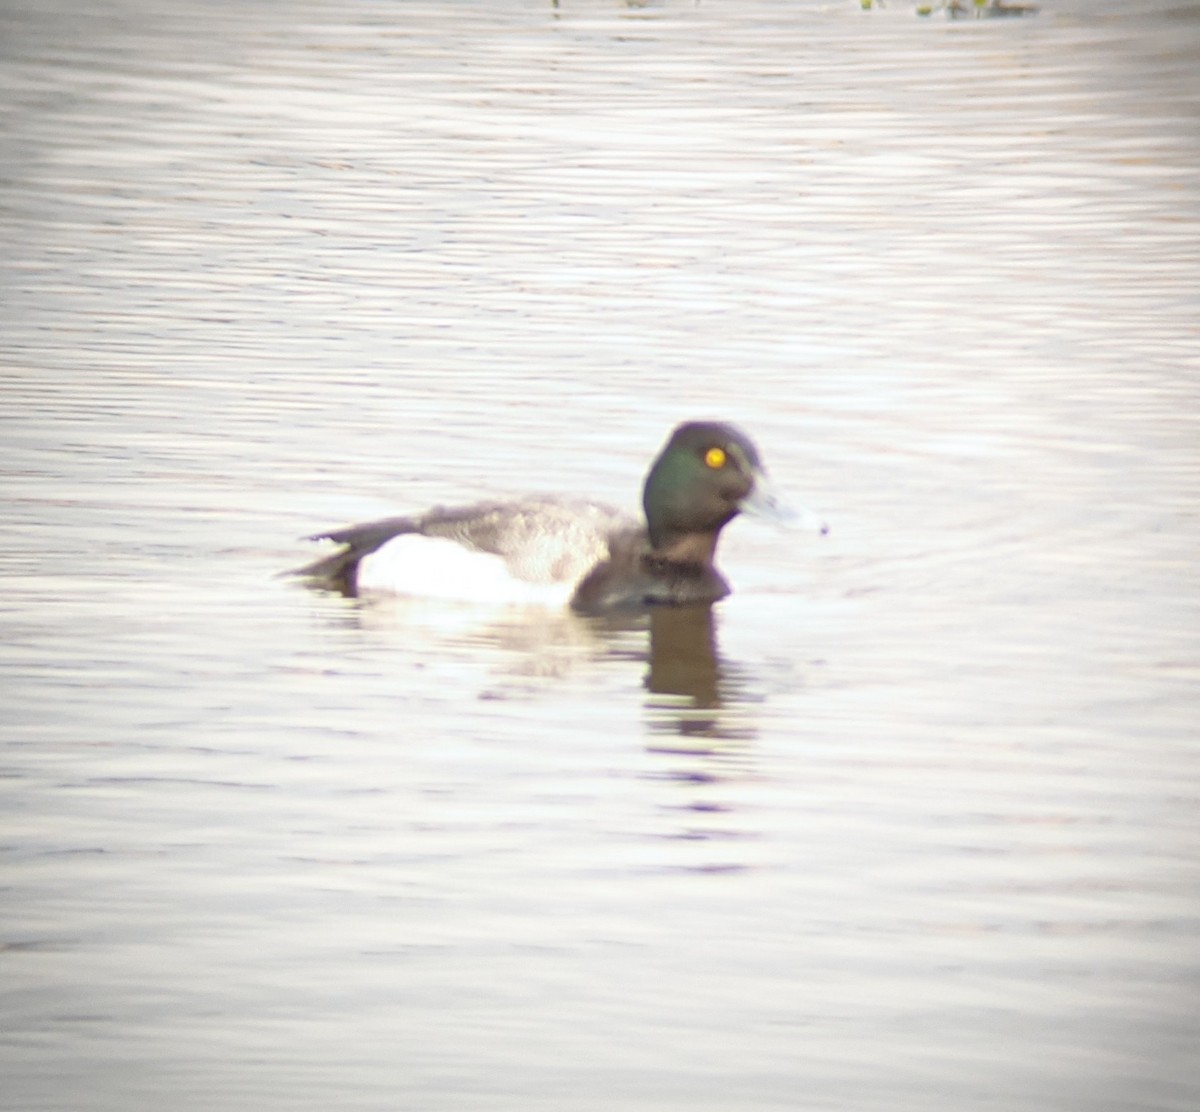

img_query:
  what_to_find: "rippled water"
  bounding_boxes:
[3,1,1199,1110]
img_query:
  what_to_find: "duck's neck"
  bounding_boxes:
[647,529,720,569]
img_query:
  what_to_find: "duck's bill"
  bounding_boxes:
[741,474,829,535]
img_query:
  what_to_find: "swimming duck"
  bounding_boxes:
[293,421,825,612]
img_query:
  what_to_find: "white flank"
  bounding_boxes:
[355,534,577,607]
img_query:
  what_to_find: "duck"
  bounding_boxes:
[292,420,825,612]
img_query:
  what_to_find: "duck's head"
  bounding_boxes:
[642,421,825,553]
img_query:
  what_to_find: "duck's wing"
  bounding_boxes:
[290,498,636,596]
[416,498,634,585]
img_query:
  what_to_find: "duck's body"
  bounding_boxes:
[303,497,639,608]
[294,421,820,612]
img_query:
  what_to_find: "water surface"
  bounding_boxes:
[2,2,1199,1110]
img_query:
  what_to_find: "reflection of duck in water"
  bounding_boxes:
[643,605,761,746]
[293,421,825,612]
[646,606,723,710]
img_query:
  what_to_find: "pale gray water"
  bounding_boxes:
[2,1,1199,1110]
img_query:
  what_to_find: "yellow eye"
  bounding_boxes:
[704,447,727,469]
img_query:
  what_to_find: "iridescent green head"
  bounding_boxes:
[642,421,800,552]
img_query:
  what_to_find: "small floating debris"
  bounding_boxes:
[937,0,1040,16]
[862,0,1040,16]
